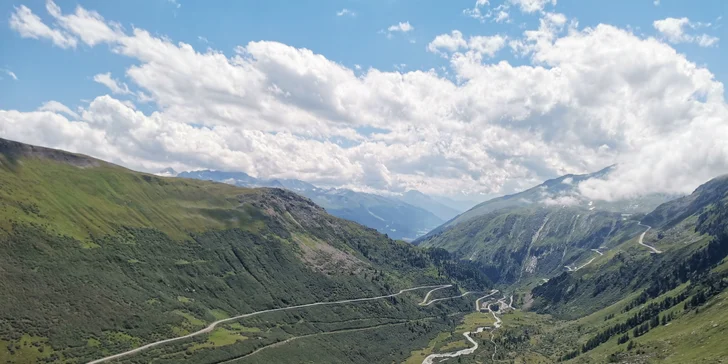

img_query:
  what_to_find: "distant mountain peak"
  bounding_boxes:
[157,167,177,177]
[176,168,445,241]
[421,166,678,238]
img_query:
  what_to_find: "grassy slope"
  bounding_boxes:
[523,261,728,363]
[567,282,728,363]
[0,155,259,241]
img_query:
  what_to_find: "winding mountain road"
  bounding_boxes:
[637,223,661,254]
[422,291,507,364]
[419,285,453,305]
[420,289,476,306]
[564,221,659,274]
[87,284,452,364]
[565,248,603,272]
[475,290,499,311]
[421,328,481,364]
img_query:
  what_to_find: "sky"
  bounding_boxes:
[0,0,726,202]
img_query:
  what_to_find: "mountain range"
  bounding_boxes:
[415,166,680,286]
[176,169,463,241]
[422,166,678,238]
[3,138,728,363]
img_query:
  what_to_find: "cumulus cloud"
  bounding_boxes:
[509,12,567,55]
[4,2,728,201]
[37,101,79,118]
[427,30,505,58]
[494,11,510,23]
[9,5,77,48]
[387,21,414,33]
[695,34,719,47]
[463,0,490,22]
[509,0,557,14]
[464,0,511,23]
[427,31,468,55]
[653,17,719,47]
[468,35,507,57]
[93,73,131,95]
[45,0,122,46]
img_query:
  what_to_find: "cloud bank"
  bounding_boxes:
[2,1,727,201]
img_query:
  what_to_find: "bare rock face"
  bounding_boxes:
[237,187,326,228]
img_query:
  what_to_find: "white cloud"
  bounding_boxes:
[654,0,660,5]
[37,101,79,118]
[463,0,490,22]
[468,35,507,57]
[541,195,580,206]
[45,0,122,46]
[382,22,414,40]
[509,12,567,56]
[508,0,557,13]
[168,0,181,9]
[653,17,720,47]
[387,21,414,33]
[653,17,692,43]
[695,34,719,47]
[427,31,505,58]
[9,5,77,48]
[93,73,131,95]
[494,11,510,23]
[5,1,728,201]
[427,30,468,55]
[336,8,356,17]
[464,1,511,23]
[2,69,18,80]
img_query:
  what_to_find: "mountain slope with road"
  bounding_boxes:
[0,138,491,364]
[416,205,642,284]
[405,175,728,364]
[3,138,728,364]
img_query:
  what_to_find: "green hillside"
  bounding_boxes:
[406,175,728,363]
[417,205,642,284]
[0,138,492,363]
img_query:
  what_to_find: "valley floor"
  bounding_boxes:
[404,273,728,364]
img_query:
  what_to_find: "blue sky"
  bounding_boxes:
[0,0,727,201]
